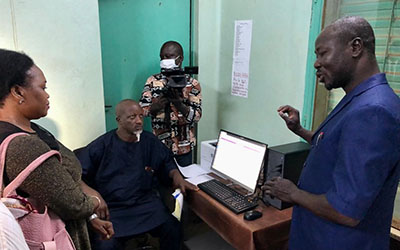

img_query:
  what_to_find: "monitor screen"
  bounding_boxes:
[211,130,268,193]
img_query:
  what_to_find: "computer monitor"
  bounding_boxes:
[210,130,268,193]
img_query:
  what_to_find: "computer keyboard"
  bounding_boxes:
[198,179,258,214]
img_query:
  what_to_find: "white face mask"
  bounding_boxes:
[160,56,180,69]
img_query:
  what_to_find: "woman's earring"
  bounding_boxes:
[19,99,24,104]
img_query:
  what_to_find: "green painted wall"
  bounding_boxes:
[302,0,324,130]
[98,0,191,131]
[196,0,313,158]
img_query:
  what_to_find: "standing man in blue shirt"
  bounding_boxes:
[264,16,400,249]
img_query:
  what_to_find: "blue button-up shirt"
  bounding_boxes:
[290,74,400,250]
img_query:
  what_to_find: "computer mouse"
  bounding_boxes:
[243,210,262,221]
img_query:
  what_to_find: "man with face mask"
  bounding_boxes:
[263,16,400,250]
[140,41,202,167]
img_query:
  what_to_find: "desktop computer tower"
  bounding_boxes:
[263,141,310,210]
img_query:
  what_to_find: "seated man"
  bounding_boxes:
[76,99,198,250]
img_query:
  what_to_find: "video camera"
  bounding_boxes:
[160,66,199,89]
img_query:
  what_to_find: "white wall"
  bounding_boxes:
[0,0,106,150]
[196,0,313,153]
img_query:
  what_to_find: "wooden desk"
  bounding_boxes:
[187,190,292,250]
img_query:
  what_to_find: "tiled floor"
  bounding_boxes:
[184,227,234,250]
[124,212,233,250]
[181,208,233,250]
[124,186,234,250]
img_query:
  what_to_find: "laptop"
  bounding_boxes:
[197,130,268,213]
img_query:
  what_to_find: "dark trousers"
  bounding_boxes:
[174,151,192,167]
[91,214,182,250]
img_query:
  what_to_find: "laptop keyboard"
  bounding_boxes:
[198,179,258,214]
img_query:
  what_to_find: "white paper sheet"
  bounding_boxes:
[231,20,253,98]
[186,174,214,186]
[177,164,210,178]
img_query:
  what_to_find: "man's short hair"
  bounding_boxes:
[330,16,376,56]
[160,41,183,57]
[115,99,139,118]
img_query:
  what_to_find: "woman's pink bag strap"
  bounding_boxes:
[0,132,61,197]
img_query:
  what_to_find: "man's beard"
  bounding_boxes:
[133,130,143,142]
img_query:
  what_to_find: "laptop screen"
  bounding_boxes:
[211,130,268,193]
